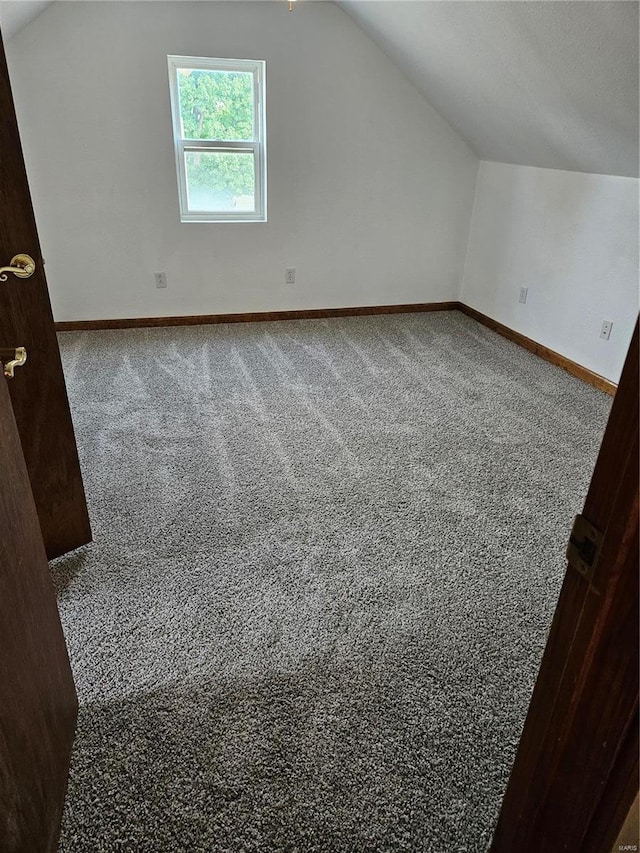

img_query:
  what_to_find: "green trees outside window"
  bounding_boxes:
[177,69,256,206]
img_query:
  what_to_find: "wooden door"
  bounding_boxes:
[0,369,78,853]
[491,322,639,852]
[0,31,90,559]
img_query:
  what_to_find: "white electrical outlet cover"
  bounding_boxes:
[600,321,613,340]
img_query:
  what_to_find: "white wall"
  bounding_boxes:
[6,0,478,322]
[461,161,639,383]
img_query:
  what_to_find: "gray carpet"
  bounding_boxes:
[52,311,610,853]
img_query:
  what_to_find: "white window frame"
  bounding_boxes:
[167,55,267,223]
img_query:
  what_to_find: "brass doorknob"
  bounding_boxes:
[2,347,27,378]
[0,254,36,281]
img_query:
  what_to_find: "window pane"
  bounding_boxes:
[177,69,254,141]
[184,150,255,213]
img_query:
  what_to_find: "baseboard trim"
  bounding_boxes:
[457,303,617,396]
[54,300,617,396]
[54,301,458,332]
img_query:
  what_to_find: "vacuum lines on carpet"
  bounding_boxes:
[52,312,610,852]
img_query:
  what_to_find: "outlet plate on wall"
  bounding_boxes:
[519,287,528,304]
[285,268,296,285]
[600,320,613,340]
[154,272,167,289]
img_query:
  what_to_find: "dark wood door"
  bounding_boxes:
[0,31,90,559]
[0,369,78,853]
[491,322,639,852]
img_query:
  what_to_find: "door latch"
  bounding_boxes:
[567,514,603,592]
[2,347,27,378]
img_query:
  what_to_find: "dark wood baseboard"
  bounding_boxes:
[457,303,618,396]
[54,300,618,396]
[54,301,458,332]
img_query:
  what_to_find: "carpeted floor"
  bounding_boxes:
[52,311,610,852]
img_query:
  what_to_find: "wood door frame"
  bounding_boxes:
[491,322,639,852]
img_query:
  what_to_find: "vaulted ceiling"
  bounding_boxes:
[339,1,639,177]
[2,1,638,177]
[0,0,49,39]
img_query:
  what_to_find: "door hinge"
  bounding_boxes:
[567,514,604,592]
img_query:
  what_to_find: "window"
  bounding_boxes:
[167,55,266,223]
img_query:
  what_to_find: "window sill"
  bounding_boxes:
[180,216,267,224]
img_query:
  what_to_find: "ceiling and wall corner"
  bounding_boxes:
[338,1,639,178]
[3,1,638,179]
[3,0,638,185]
[0,0,51,39]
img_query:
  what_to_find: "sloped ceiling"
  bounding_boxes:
[339,0,639,177]
[2,1,638,177]
[0,1,50,39]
